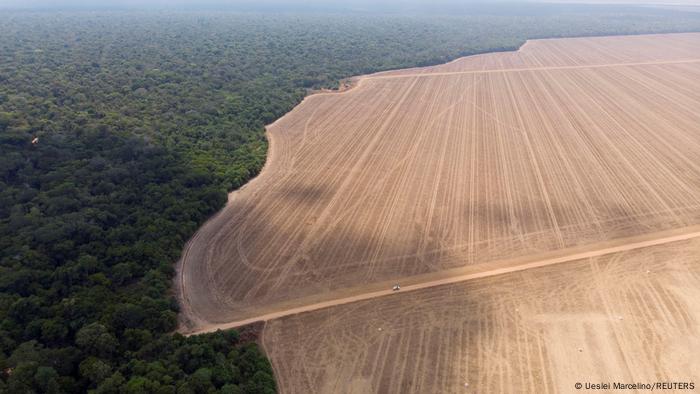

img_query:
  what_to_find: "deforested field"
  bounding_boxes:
[263,237,700,394]
[177,33,700,330]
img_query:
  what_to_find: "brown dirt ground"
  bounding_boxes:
[175,32,700,393]
[188,226,700,334]
[177,33,700,332]
[263,237,700,393]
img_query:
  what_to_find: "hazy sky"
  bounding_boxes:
[0,0,515,12]
[2,0,700,10]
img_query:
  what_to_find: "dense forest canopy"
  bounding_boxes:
[1,7,700,393]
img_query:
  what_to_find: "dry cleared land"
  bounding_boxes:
[185,226,700,332]
[263,237,700,393]
[179,32,700,393]
[177,33,700,332]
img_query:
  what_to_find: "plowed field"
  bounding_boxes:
[177,33,700,331]
[263,237,700,393]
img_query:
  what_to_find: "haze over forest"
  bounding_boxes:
[4,0,700,12]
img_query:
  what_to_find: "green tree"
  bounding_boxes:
[78,357,112,386]
[75,323,118,358]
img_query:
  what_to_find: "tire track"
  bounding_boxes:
[185,225,700,335]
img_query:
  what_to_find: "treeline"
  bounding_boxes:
[1,7,700,393]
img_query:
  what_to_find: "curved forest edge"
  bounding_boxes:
[2,8,700,393]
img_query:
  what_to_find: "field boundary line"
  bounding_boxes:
[365,58,700,80]
[184,225,700,335]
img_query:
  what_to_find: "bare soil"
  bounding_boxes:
[263,237,700,393]
[177,33,700,333]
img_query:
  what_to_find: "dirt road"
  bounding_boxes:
[185,225,700,335]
